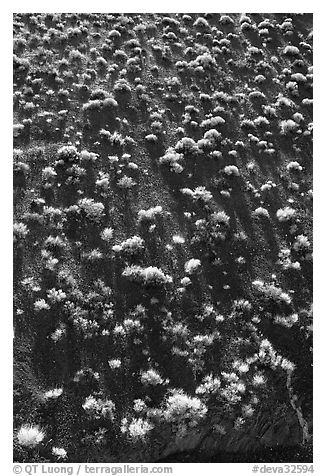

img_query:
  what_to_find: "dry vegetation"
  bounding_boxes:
[13,13,312,463]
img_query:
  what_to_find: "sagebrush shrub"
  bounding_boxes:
[253,207,270,219]
[122,265,172,286]
[82,395,115,421]
[162,390,207,426]
[280,119,298,135]
[224,165,240,176]
[57,145,79,163]
[283,45,300,56]
[117,175,136,189]
[13,222,29,241]
[159,148,184,173]
[113,235,145,256]
[17,425,45,448]
[175,137,199,156]
[276,206,296,222]
[78,198,105,222]
[181,186,213,203]
[293,234,311,252]
[140,369,164,386]
[52,447,67,459]
[252,280,292,305]
[122,418,154,442]
[138,206,163,223]
[184,258,201,275]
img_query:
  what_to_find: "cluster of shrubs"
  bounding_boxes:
[122,265,173,287]
[13,12,312,463]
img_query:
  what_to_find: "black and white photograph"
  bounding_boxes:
[11,7,314,471]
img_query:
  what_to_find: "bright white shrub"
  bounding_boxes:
[276,206,296,222]
[287,161,303,172]
[193,53,216,70]
[47,288,66,303]
[51,324,66,342]
[13,222,29,241]
[140,369,164,386]
[274,313,298,328]
[162,390,207,425]
[184,258,201,275]
[82,395,115,421]
[101,227,114,242]
[42,166,57,181]
[252,280,292,305]
[108,359,121,369]
[113,235,145,255]
[172,234,185,244]
[34,299,50,312]
[52,447,67,459]
[224,165,240,176]
[252,373,266,386]
[17,425,45,447]
[193,17,210,29]
[195,375,221,395]
[96,171,110,195]
[283,45,300,56]
[175,137,200,155]
[159,148,184,173]
[201,116,225,129]
[122,265,172,286]
[180,186,213,203]
[138,205,163,223]
[253,207,270,218]
[145,133,158,143]
[126,418,154,441]
[133,399,147,413]
[78,198,105,222]
[278,248,301,270]
[280,119,298,135]
[220,15,234,25]
[212,211,230,227]
[117,175,136,189]
[261,181,276,192]
[57,145,79,162]
[180,277,191,286]
[293,234,311,252]
[44,388,63,399]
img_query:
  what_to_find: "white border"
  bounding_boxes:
[3,3,325,474]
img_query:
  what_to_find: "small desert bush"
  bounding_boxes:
[82,395,115,421]
[57,145,79,163]
[78,198,105,222]
[122,265,172,287]
[161,390,207,428]
[184,258,201,275]
[13,222,29,241]
[138,206,163,223]
[252,280,292,306]
[113,235,145,256]
[283,45,300,56]
[17,425,45,448]
[280,119,298,135]
[140,369,164,386]
[159,148,184,173]
[224,165,240,177]
[181,186,213,203]
[175,137,200,156]
[117,175,136,189]
[276,206,296,222]
[253,207,270,219]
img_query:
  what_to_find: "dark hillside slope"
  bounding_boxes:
[13,13,312,462]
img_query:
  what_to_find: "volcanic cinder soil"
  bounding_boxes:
[13,13,312,463]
